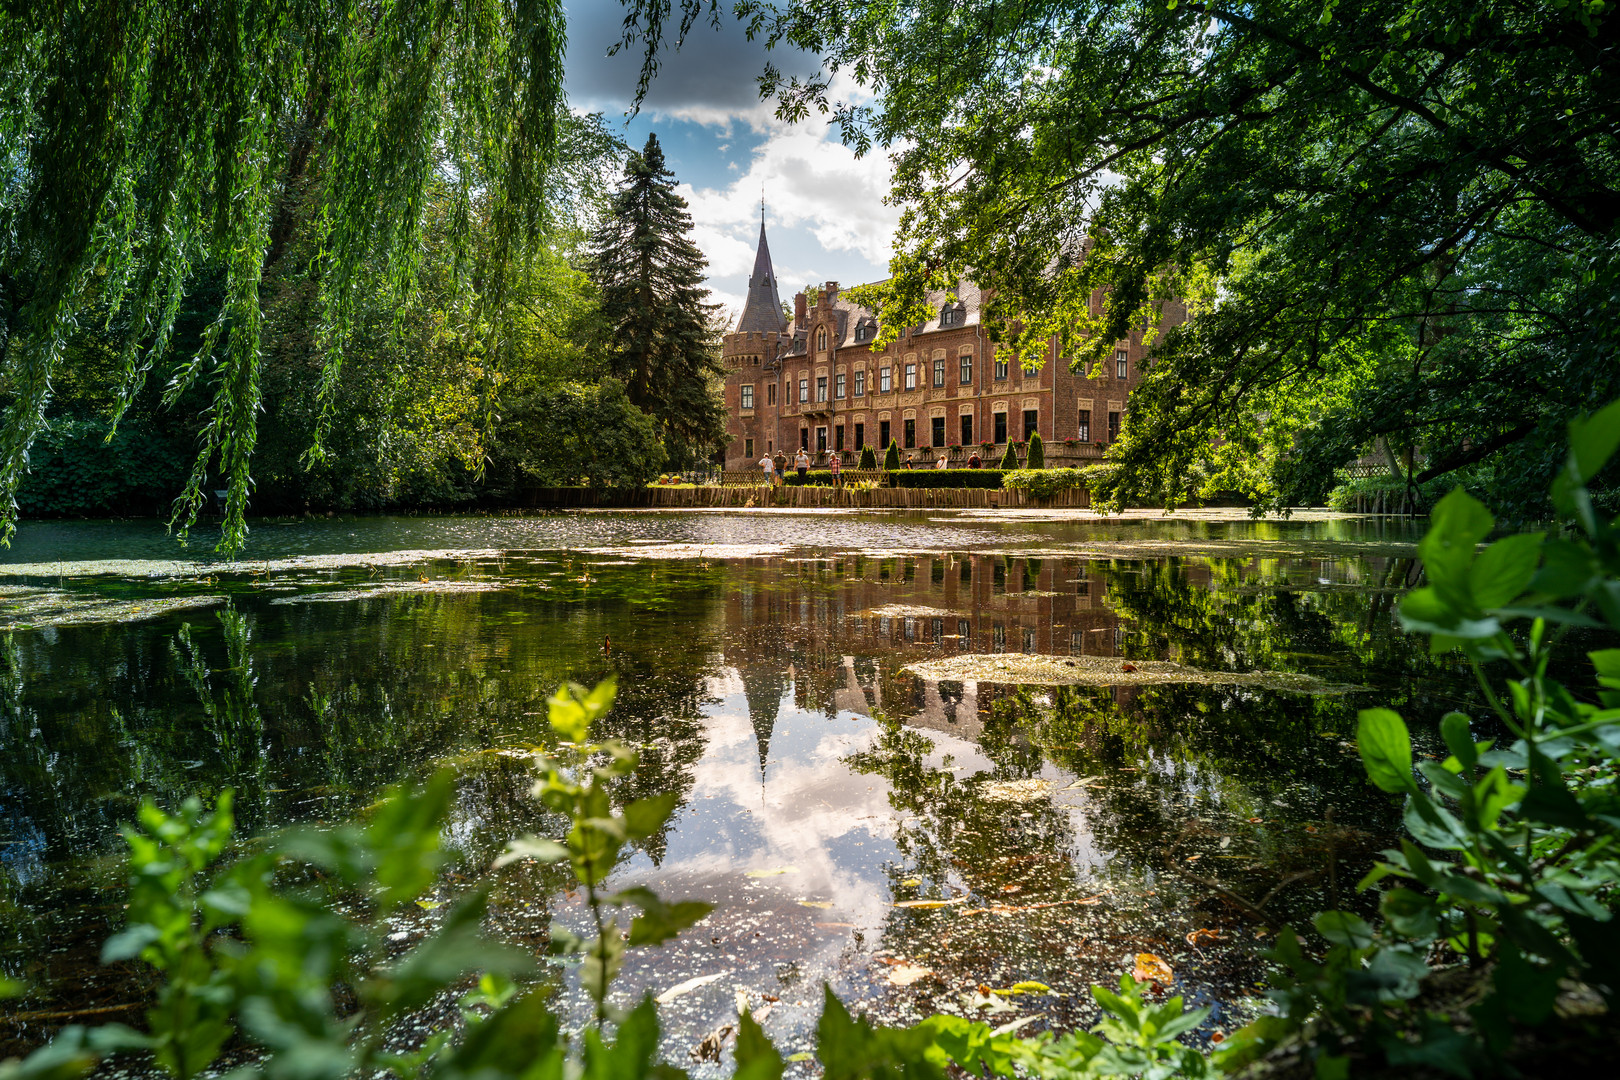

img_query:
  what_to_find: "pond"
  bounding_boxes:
[0,509,1472,1069]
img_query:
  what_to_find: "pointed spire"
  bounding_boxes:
[735,209,786,333]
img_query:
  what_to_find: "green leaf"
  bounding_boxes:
[615,886,713,947]
[1357,709,1414,793]
[1471,532,1543,609]
[1418,487,1495,613]
[734,1010,785,1080]
[1380,889,1439,941]
[1439,712,1478,772]
[623,791,680,840]
[1313,911,1375,949]
[581,995,661,1080]
[1566,398,1620,486]
[100,924,162,964]
[494,835,569,867]
[815,984,948,1080]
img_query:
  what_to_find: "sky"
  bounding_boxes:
[563,4,900,324]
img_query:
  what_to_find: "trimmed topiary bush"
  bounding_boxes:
[998,443,1019,469]
[884,440,901,471]
[1026,431,1045,469]
[859,445,877,469]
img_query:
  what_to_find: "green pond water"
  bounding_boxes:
[0,509,1505,1069]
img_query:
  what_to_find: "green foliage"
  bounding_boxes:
[1025,431,1045,469]
[588,134,726,461]
[997,443,1019,470]
[859,444,878,469]
[488,379,665,489]
[884,439,901,471]
[1217,399,1620,1072]
[0,0,573,553]
[1001,468,1086,499]
[16,418,187,517]
[890,469,1005,489]
[717,0,1620,519]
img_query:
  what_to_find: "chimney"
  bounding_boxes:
[794,291,807,325]
[826,281,839,304]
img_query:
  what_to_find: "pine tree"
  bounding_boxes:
[1026,431,1045,469]
[999,443,1019,469]
[884,440,901,470]
[589,134,726,461]
[859,445,877,469]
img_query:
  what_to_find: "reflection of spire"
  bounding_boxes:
[738,663,786,781]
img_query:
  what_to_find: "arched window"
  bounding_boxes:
[816,327,828,351]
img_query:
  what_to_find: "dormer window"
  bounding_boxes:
[940,305,956,327]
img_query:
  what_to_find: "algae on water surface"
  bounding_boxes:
[902,653,1364,693]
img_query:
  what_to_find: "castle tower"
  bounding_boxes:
[722,213,787,468]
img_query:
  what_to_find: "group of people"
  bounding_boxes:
[757,447,984,485]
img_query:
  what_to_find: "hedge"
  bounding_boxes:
[1001,468,1087,498]
[890,469,1006,489]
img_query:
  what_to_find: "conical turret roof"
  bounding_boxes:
[735,217,786,333]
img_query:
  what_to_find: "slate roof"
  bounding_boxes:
[735,221,787,334]
[780,278,987,351]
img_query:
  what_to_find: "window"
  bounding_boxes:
[880,366,893,392]
[740,384,754,410]
[960,414,973,445]
[960,355,972,384]
[940,305,955,327]
[817,327,828,351]
[932,358,945,387]
[1108,410,1120,442]
[745,437,754,458]
[904,363,917,390]
[1023,408,1039,440]
[854,423,865,450]
[767,382,776,406]
[854,370,865,396]
[816,376,828,402]
[1115,349,1128,379]
[994,411,1008,443]
[816,426,828,452]
[994,356,1008,380]
[800,428,809,449]
[1077,408,1091,442]
[798,378,809,403]
[931,416,946,446]
[880,419,891,448]
[835,372,846,399]
[835,424,845,451]
[904,418,916,448]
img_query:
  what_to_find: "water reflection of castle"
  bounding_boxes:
[721,553,1211,751]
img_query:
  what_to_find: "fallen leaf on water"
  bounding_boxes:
[887,964,934,987]
[1186,928,1222,947]
[1133,953,1174,984]
[901,877,922,887]
[746,866,798,878]
[415,899,444,910]
[656,971,729,1004]
[894,897,967,909]
[797,900,834,909]
[1247,817,1263,824]
[1185,855,1202,862]
[961,991,1017,1014]
[786,1053,814,1063]
[990,981,1057,997]
[1305,825,1319,834]
[815,922,855,929]
[691,1024,734,1062]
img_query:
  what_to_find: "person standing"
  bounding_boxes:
[829,452,842,486]
[759,452,776,487]
[794,447,811,481]
[967,450,981,468]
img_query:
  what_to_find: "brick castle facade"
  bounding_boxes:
[720,220,1187,470]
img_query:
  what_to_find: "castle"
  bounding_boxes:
[720,219,1187,470]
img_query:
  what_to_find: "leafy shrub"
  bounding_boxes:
[488,379,664,489]
[891,469,1006,489]
[859,444,877,469]
[1002,468,1086,499]
[1026,431,1045,469]
[1326,470,1453,513]
[884,439,900,470]
[17,417,189,517]
[998,443,1019,469]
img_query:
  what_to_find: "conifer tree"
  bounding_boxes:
[859,445,877,469]
[999,443,1019,469]
[884,440,901,471]
[1026,431,1045,469]
[589,134,726,463]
